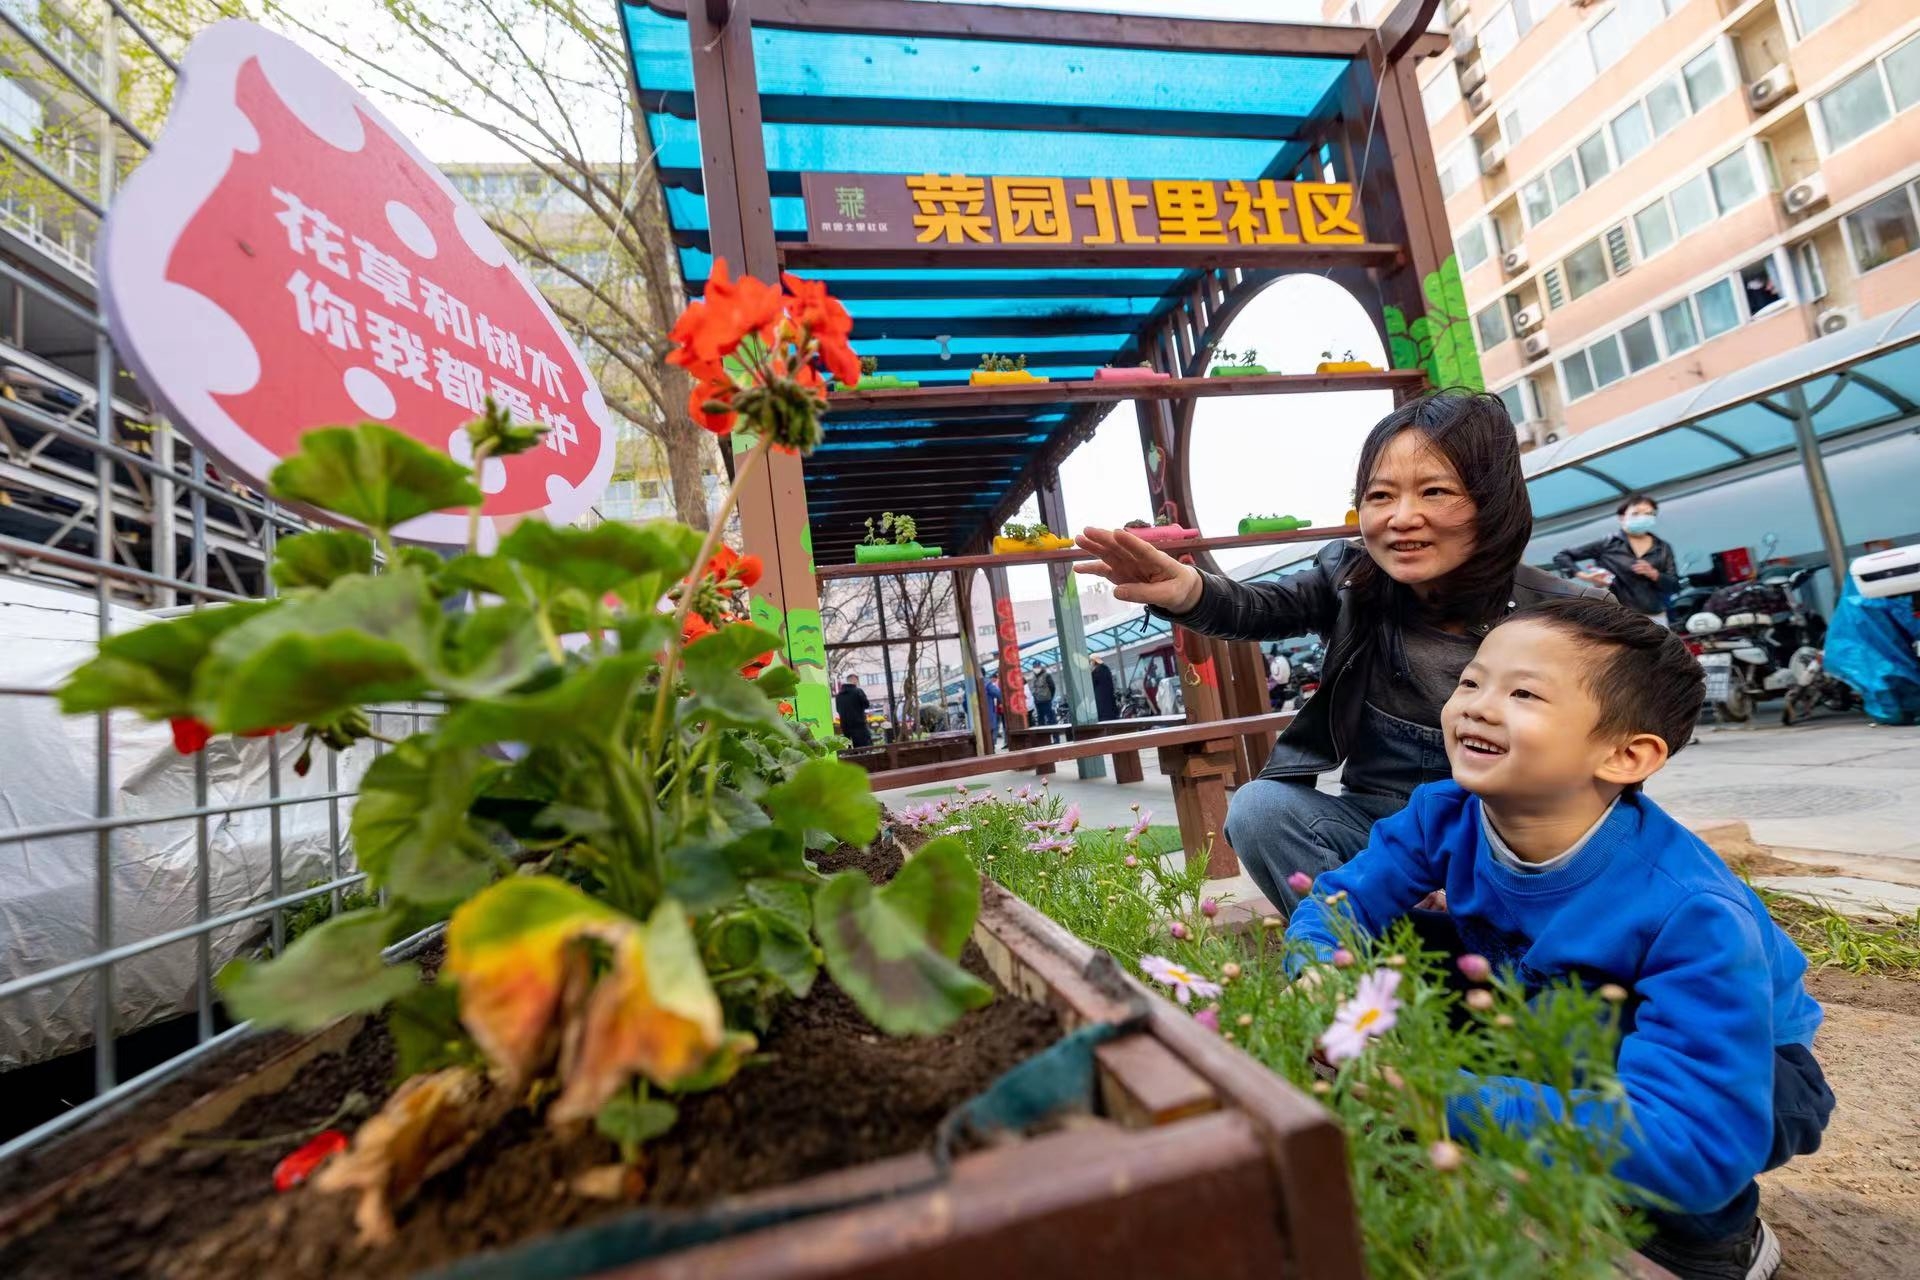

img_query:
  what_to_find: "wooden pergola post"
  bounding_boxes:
[686,2,833,735]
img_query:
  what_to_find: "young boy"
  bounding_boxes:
[1286,598,1832,1280]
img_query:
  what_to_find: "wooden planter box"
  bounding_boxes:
[1092,367,1169,384]
[840,731,977,773]
[0,884,1367,1280]
[853,542,943,564]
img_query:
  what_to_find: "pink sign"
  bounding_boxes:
[103,21,615,545]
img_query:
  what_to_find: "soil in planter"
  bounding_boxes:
[3,848,1059,1280]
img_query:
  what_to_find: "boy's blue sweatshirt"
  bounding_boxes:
[1288,781,1823,1215]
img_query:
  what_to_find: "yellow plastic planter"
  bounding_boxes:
[992,533,1075,554]
[969,370,1050,386]
[1315,360,1380,374]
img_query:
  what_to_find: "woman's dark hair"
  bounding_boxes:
[1348,391,1533,624]
[1616,493,1659,516]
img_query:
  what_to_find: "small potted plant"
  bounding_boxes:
[1237,513,1312,534]
[1122,516,1200,544]
[1093,361,1170,385]
[855,511,943,563]
[992,520,1076,555]
[969,353,1048,386]
[846,355,919,391]
[1316,348,1379,374]
[1208,348,1268,378]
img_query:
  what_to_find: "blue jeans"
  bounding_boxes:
[1226,703,1449,912]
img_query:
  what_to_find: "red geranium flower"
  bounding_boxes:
[273,1130,349,1193]
[705,546,764,589]
[170,716,212,754]
[688,381,736,436]
[783,273,861,387]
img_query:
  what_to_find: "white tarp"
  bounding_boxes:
[0,577,377,1066]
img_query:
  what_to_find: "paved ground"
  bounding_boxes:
[878,711,1920,912]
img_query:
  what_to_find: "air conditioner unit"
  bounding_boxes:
[1479,143,1506,174]
[1501,245,1529,274]
[1815,307,1856,336]
[1521,331,1552,359]
[1512,304,1543,332]
[1747,65,1795,111]
[1459,59,1487,92]
[1452,25,1478,55]
[1468,84,1493,114]
[1782,173,1828,216]
[1446,0,1471,25]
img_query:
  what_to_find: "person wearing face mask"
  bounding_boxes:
[1553,495,1680,624]
[1073,392,1608,913]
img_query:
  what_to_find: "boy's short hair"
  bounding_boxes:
[1501,597,1706,756]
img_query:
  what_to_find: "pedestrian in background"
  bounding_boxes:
[1028,662,1057,724]
[1090,654,1119,720]
[1554,494,1680,623]
[834,676,871,748]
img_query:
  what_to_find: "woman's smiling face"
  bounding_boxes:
[1358,430,1479,596]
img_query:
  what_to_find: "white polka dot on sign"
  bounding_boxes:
[344,367,396,419]
[480,457,507,494]
[454,203,509,267]
[385,200,437,259]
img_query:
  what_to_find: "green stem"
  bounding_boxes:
[374,527,398,569]
[603,748,659,912]
[534,604,566,666]
[465,440,493,556]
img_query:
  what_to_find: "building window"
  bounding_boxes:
[1889,35,1920,111]
[1497,378,1535,424]
[1437,145,1476,199]
[600,479,636,520]
[1620,316,1661,372]
[1634,200,1676,258]
[1818,64,1893,150]
[1423,71,1459,123]
[1522,177,1554,225]
[1788,0,1853,39]
[1561,353,1595,400]
[1645,78,1687,136]
[1611,103,1653,164]
[1695,278,1741,339]
[1794,241,1829,302]
[1843,184,1920,273]
[0,79,43,141]
[1475,302,1509,350]
[1668,173,1716,237]
[1707,151,1758,213]
[1575,132,1612,187]
[1587,335,1626,388]
[1456,220,1492,272]
[1680,47,1729,110]
[1478,3,1520,68]
[1549,156,1582,205]
[1563,238,1610,300]
[1739,256,1787,316]
[1659,299,1700,353]
[1502,35,1598,144]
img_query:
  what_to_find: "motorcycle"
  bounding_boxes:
[1684,565,1842,723]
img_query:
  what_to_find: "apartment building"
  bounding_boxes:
[1329,0,1920,446]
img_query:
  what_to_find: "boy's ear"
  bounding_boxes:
[1595,731,1670,788]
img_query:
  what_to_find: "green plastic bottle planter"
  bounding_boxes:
[852,375,920,390]
[854,542,944,564]
[1209,365,1270,378]
[1238,515,1311,534]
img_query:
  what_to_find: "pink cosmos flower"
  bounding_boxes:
[1200,898,1219,918]
[1318,969,1402,1063]
[1123,854,1139,868]
[1058,803,1082,834]
[1168,920,1189,941]
[1456,953,1492,983]
[1125,808,1154,842]
[1332,948,1356,968]
[1193,1007,1221,1033]
[1286,871,1314,896]
[1140,955,1223,1006]
[1025,835,1074,854]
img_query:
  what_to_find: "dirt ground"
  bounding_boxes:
[1763,969,1920,1280]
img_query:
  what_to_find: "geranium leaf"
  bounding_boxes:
[352,741,501,909]
[435,553,532,604]
[387,982,479,1081]
[437,654,654,749]
[754,664,800,698]
[58,600,275,719]
[268,424,482,533]
[497,520,703,599]
[884,838,981,958]
[680,623,783,681]
[765,757,880,846]
[596,1095,678,1151]
[682,670,792,735]
[193,570,439,731]
[814,849,991,1036]
[217,907,419,1030]
[433,603,547,698]
[749,908,819,998]
[270,529,375,592]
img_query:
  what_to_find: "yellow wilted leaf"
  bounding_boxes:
[445,876,626,1087]
[550,901,727,1124]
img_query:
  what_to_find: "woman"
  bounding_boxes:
[1074,392,1605,911]
[1553,494,1680,623]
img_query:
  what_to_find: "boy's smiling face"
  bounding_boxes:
[1442,619,1628,802]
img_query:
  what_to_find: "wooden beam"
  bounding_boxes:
[645,0,1381,58]
[827,368,1423,414]
[784,242,1403,272]
[815,523,1350,579]
[864,711,1296,792]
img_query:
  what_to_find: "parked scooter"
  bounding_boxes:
[1684,564,1834,723]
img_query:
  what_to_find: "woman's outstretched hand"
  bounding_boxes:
[1073,527,1205,613]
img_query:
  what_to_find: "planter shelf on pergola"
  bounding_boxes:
[623,0,1471,921]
